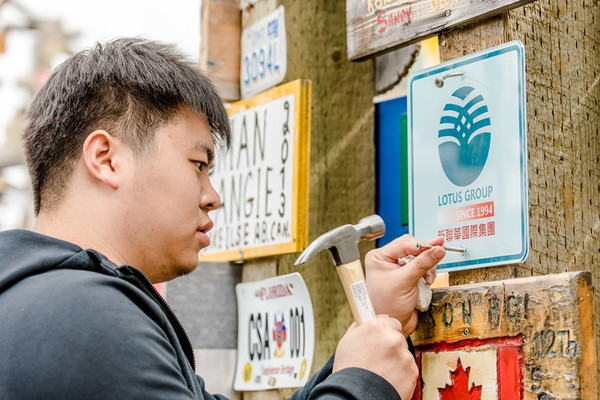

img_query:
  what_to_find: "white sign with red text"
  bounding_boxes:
[408,41,529,272]
[234,273,314,391]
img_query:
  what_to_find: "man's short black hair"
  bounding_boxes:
[23,37,231,214]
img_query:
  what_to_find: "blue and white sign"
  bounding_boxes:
[408,41,528,272]
[241,6,287,99]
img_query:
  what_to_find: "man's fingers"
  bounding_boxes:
[366,235,446,286]
[371,234,419,262]
[374,314,403,332]
[401,246,446,285]
[374,235,445,263]
[424,267,437,285]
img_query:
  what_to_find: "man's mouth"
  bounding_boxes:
[198,220,214,234]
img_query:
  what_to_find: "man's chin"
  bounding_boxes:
[174,261,200,278]
[160,258,200,282]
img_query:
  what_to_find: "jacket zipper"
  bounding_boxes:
[120,265,196,370]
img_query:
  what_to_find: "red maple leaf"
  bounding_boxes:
[438,357,482,400]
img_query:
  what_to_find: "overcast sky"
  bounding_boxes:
[9,0,201,57]
[0,0,202,147]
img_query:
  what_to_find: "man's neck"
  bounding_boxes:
[34,207,129,267]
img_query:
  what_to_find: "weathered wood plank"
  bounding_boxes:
[346,0,535,61]
[200,0,241,101]
[277,0,377,384]
[412,271,597,399]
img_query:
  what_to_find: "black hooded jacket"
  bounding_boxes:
[0,229,400,399]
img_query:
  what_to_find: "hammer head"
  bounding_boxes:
[294,214,385,266]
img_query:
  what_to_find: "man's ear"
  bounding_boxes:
[82,130,125,190]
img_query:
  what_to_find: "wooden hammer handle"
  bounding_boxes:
[336,259,376,325]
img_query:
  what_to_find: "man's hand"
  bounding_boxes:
[333,316,418,400]
[365,235,446,336]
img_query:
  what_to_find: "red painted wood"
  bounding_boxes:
[497,345,523,399]
[413,336,524,399]
[438,358,483,399]
[411,353,423,400]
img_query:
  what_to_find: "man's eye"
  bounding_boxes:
[194,161,208,172]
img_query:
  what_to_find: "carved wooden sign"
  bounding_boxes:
[346,0,536,61]
[411,271,597,399]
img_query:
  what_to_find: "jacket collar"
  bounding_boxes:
[0,229,116,293]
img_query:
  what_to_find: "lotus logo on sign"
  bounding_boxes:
[438,86,491,187]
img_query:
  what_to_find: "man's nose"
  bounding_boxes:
[201,176,221,211]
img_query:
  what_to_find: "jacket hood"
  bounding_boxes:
[0,229,111,294]
[0,229,198,374]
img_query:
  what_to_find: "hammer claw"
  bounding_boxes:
[294,215,386,325]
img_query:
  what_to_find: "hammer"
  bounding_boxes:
[294,215,385,325]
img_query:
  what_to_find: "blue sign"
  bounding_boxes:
[240,6,287,98]
[408,41,528,272]
[376,96,410,247]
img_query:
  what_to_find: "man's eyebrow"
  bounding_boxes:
[195,142,214,163]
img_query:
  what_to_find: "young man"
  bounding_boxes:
[0,38,445,399]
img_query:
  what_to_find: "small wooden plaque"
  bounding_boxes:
[346,0,536,61]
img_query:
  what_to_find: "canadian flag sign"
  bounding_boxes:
[414,337,522,399]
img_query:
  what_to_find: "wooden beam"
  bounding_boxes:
[200,0,241,101]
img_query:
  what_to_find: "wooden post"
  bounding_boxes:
[277,0,376,383]
[197,0,373,398]
[439,0,600,391]
[237,1,376,398]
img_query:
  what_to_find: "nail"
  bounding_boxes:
[417,243,466,256]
